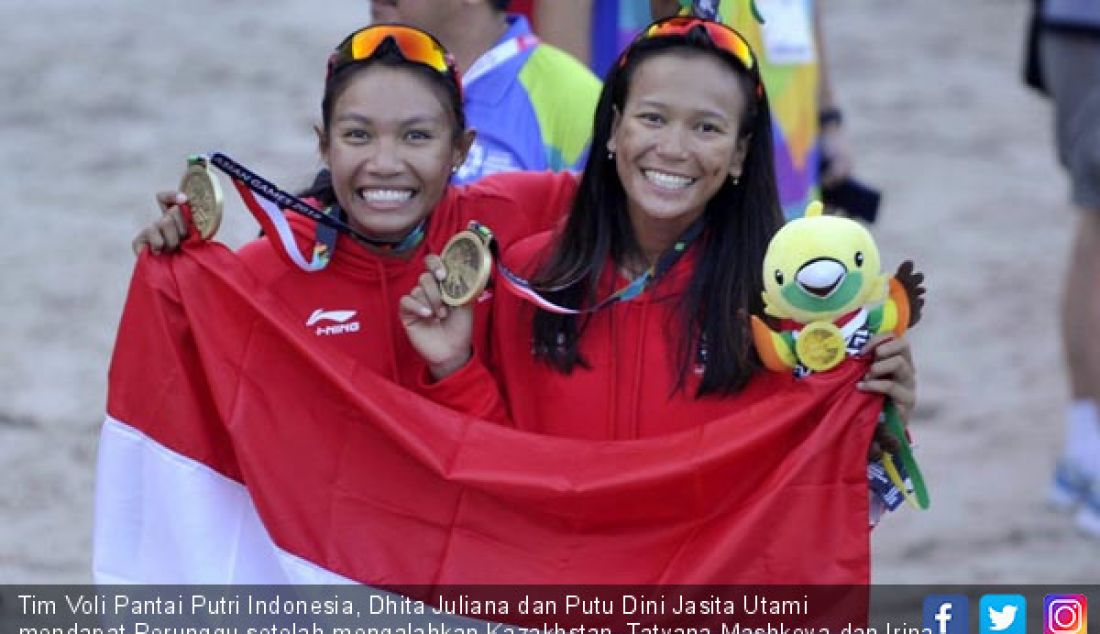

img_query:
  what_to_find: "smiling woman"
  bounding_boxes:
[130,24,580,405]
[609,51,751,266]
[519,27,780,402]
[484,18,794,434]
[401,16,917,439]
[318,63,473,241]
[300,25,473,241]
[395,21,921,582]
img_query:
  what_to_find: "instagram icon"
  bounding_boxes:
[1045,595,1088,634]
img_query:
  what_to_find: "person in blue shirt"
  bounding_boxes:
[371,0,601,183]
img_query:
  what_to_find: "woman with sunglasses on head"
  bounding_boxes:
[132,25,580,410]
[402,18,916,473]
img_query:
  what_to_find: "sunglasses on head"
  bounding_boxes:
[328,24,461,86]
[622,17,760,92]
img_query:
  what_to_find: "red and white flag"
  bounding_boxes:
[95,241,879,586]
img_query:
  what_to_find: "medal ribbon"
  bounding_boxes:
[790,307,868,343]
[491,217,706,315]
[207,153,425,271]
[327,204,426,253]
[310,206,426,272]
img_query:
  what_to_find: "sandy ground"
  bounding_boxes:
[1,0,1096,583]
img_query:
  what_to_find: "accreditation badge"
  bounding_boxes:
[179,155,224,240]
[439,223,494,307]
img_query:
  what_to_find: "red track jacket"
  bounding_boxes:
[234,172,576,411]
[433,230,800,438]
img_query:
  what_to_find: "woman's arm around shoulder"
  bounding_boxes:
[455,171,579,249]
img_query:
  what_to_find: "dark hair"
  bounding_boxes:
[530,29,783,397]
[299,39,467,206]
[490,0,511,12]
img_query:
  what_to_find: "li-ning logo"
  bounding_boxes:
[307,308,360,336]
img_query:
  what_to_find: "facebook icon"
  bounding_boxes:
[924,595,971,634]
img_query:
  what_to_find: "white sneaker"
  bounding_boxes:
[1075,487,1100,538]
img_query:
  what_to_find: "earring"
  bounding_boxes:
[731,174,741,186]
[607,150,616,161]
[451,165,459,174]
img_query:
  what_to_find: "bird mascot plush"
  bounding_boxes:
[751,201,929,509]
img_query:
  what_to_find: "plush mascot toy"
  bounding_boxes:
[751,201,930,509]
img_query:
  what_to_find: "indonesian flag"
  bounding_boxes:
[95,241,879,587]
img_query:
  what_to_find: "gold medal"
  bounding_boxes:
[179,155,224,240]
[439,224,493,307]
[795,321,847,372]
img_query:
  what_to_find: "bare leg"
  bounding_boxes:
[1062,211,1100,405]
[1061,210,1100,535]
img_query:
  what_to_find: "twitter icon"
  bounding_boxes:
[981,595,1027,634]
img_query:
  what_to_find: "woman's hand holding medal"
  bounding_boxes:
[131,192,189,255]
[399,254,477,381]
[132,157,223,255]
[401,223,494,381]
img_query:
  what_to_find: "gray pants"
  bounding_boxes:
[1041,30,1100,210]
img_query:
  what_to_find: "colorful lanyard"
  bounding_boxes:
[210,153,375,243]
[881,402,931,510]
[462,33,539,87]
[493,217,705,315]
[312,205,426,259]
